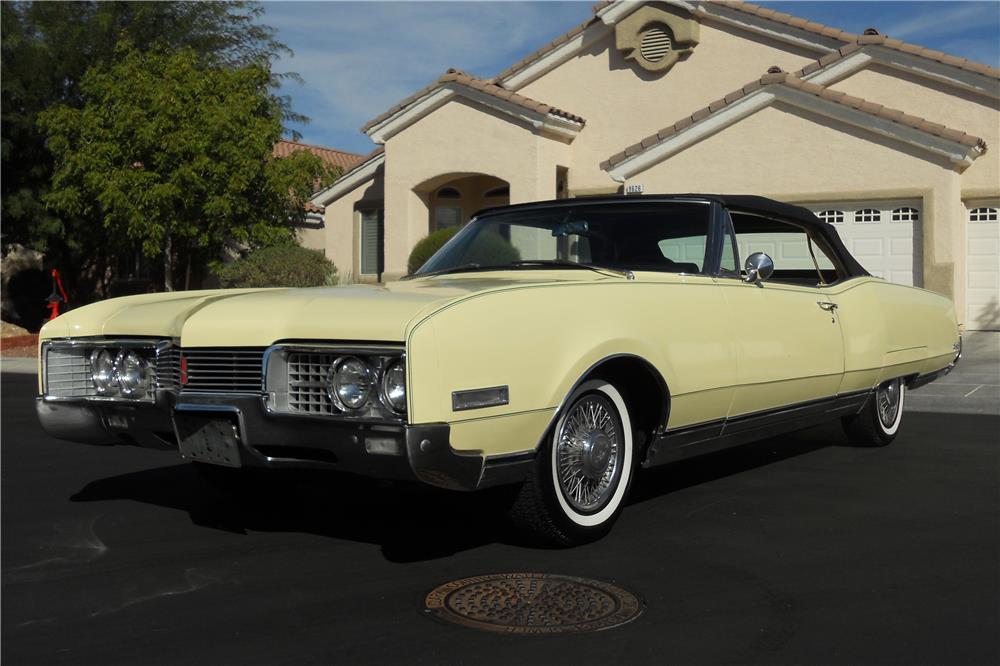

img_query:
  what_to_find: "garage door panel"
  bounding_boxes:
[966,205,1000,330]
[808,200,916,288]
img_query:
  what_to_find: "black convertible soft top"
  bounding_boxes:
[476,193,870,278]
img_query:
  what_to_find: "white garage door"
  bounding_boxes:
[966,204,1000,331]
[804,201,918,286]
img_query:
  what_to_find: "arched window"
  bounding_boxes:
[436,187,461,199]
[855,209,881,223]
[891,207,919,222]
[817,210,844,224]
[969,207,998,222]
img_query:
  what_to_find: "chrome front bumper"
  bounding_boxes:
[35,394,532,491]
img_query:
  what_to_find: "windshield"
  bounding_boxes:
[414,201,713,277]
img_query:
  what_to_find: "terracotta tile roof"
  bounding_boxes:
[273,140,366,172]
[360,69,584,134]
[601,68,987,170]
[718,2,999,78]
[795,33,1000,80]
[710,1,860,41]
[307,146,386,209]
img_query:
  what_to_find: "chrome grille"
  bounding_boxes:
[155,346,181,390]
[44,347,94,398]
[182,348,265,393]
[287,352,336,414]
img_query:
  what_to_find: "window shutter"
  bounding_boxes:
[361,209,383,275]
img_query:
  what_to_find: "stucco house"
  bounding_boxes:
[302,0,1000,330]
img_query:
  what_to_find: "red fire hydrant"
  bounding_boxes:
[46,268,69,320]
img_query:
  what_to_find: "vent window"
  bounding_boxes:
[855,209,881,223]
[892,207,919,222]
[640,24,673,63]
[817,210,844,224]
[969,207,998,222]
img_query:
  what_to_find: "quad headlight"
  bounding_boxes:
[90,348,117,395]
[88,347,150,398]
[381,359,407,413]
[116,350,147,397]
[327,356,374,411]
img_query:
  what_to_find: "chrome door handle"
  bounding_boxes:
[817,301,838,311]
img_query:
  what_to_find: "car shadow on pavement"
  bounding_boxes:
[70,463,527,562]
[69,421,847,560]
[628,419,846,505]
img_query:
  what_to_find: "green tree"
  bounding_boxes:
[1,1,302,296]
[39,44,334,291]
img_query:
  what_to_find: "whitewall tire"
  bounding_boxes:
[842,377,905,446]
[509,380,636,545]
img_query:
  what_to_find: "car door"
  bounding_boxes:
[717,209,845,418]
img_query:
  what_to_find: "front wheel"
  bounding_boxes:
[842,377,905,446]
[508,380,635,546]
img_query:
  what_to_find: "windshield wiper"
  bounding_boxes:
[507,260,633,279]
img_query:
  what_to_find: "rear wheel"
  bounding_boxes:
[842,377,905,446]
[508,380,635,546]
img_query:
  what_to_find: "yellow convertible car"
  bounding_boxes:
[37,195,961,544]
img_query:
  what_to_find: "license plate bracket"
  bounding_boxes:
[174,411,243,468]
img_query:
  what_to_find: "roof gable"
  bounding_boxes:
[361,69,584,144]
[601,68,988,180]
[492,1,997,94]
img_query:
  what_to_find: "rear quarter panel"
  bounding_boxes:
[829,277,959,392]
[405,276,737,456]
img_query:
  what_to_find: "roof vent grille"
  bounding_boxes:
[640,25,673,63]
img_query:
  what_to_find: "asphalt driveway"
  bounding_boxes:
[2,357,998,664]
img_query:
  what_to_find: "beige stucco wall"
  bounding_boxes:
[828,64,1000,194]
[381,98,571,279]
[302,168,384,283]
[517,18,820,189]
[627,102,973,320]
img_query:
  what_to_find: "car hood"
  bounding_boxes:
[41,273,600,347]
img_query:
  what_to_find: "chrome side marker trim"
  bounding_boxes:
[452,386,509,411]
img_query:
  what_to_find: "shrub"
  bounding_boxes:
[465,230,521,266]
[407,226,459,274]
[216,245,337,288]
[407,227,522,274]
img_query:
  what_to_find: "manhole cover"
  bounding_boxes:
[424,573,644,635]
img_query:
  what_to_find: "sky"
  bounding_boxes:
[262,1,1000,155]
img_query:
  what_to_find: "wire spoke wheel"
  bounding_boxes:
[555,394,623,513]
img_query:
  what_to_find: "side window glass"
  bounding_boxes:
[658,235,707,269]
[730,212,841,285]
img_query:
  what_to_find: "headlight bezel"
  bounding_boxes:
[41,338,170,403]
[264,344,406,421]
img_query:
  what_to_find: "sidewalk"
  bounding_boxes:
[1,357,37,375]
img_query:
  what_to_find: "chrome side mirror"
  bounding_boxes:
[743,252,774,285]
